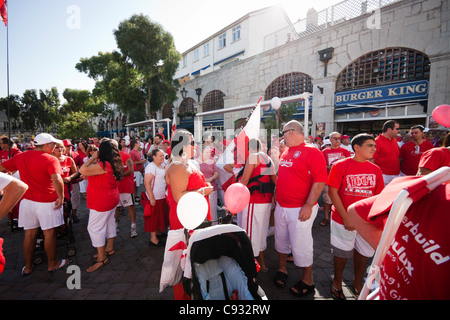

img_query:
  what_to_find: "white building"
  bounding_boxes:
[175,5,293,82]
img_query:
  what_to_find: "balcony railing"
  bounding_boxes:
[264,0,402,51]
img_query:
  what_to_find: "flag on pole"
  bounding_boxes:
[216,97,262,191]
[0,0,7,27]
[171,114,177,139]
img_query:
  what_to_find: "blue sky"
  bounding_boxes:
[0,0,342,100]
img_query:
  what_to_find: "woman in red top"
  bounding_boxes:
[237,138,277,272]
[164,129,213,299]
[80,139,122,273]
[52,140,78,202]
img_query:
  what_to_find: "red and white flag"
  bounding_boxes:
[217,97,262,191]
[171,115,177,140]
[0,0,7,27]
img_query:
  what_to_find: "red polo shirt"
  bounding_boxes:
[373,134,400,175]
[400,140,434,175]
[277,143,327,208]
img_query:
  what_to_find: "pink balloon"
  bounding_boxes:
[432,105,450,128]
[224,183,250,214]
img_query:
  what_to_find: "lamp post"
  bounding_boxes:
[180,87,188,99]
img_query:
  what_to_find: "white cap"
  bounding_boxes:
[323,139,331,145]
[34,133,59,145]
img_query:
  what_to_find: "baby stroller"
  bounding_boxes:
[183,224,268,300]
[33,195,77,265]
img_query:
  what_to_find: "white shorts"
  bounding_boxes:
[18,198,64,231]
[117,193,135,207]
[330,220,375,258]
[274,203,318,267]
[87,208,117,248]
[134,171,143,187]
[238,202,271,256]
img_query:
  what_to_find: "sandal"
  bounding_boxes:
[93,250,116,259]
[86,258,109,273]
[289,280,315,297]
[320,218,329,226]
[274,271,288,288]
[331,286,346,300]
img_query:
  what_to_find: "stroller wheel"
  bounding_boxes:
[66,247,77,257]
[33,253,45,265]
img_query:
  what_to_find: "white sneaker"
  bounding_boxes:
[131,226,138,238]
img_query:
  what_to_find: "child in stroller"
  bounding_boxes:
[183,224,268,300]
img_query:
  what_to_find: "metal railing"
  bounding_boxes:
[264,0,402,51]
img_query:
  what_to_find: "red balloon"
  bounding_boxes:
[224,183,250,214]
[432,105,450,128]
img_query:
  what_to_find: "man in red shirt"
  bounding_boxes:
[320,132,351,226]
[326,134,384,299]
[0,137,22,163]
[0,133,71,275]
[417,132,449,176]
[274,120,327,297]
[399,125,434,176]
[372,120,400,185]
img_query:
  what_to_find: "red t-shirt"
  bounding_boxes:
[418,147,450,172]
[118,151,135,194]
[0,148,22,173]
[59,156,74,201]
[354,179,450,300]
[86,161,119,212]
[0,148,21,162]
[277,143,327,208]
[2,151,62,202]
[373,135,400,175]
[129,149,143,172]
[400,141,434,175]
[322,147,351,174]
[326,158,384,224]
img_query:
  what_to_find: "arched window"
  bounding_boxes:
[336,47,430,91]
[179,97,195,113]
[265,72,313,100]
[162,103,174,119]
[202,90,225,112]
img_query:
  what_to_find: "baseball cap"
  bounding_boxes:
[322,139,331,145]
[342,135,350,139]
[63,139,73,147]
[34,133,59,145]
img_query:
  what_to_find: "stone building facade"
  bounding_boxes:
[173,0,449,139]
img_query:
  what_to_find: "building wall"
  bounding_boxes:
[175,0,449,136]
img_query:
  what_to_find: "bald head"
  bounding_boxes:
[282,120,305,147]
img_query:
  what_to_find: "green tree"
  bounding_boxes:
[113,14,181,118]
[58,111,96,140]
[76,51,145,118]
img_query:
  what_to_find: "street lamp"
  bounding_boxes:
[195,88,202,102]
[180,87,188,99]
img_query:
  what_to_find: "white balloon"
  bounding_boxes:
[271,97,282,110]
[177,192,208,230]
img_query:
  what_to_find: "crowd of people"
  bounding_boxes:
[0,119,449,300]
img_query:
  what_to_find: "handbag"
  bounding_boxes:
[140,191,150,207]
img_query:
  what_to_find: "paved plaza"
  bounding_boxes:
[0,185,366,301]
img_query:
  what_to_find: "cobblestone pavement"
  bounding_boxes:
[0,185,366,300]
